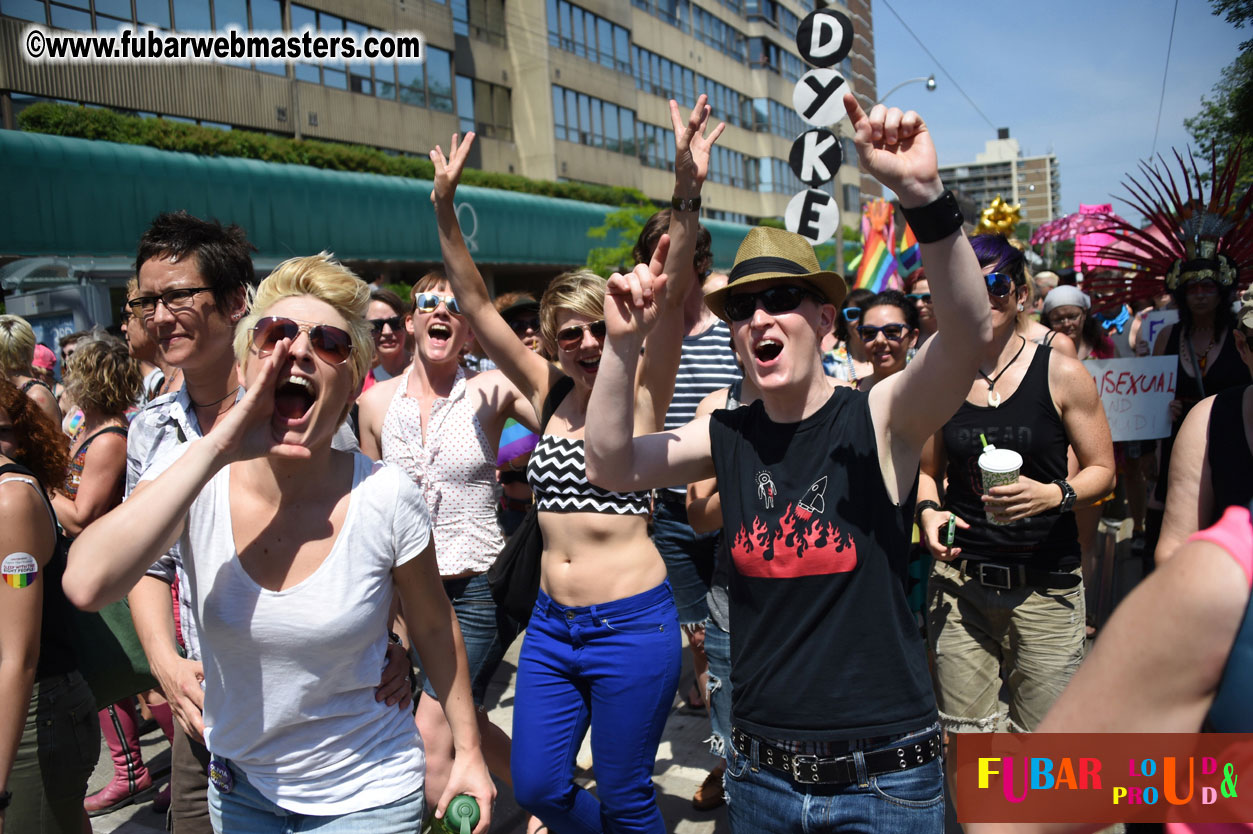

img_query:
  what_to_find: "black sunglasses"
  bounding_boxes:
[857,323,911,343]
[250,316,354,365]
[369,315,404,335]
[508,316,540,335]
[556,319,606,351]
[841,306,862,322]
[906,293,932,304]
[985,272,1015,298]
[414,292,463,315]
[723,285,816,323]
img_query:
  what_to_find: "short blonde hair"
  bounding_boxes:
[234,253,373,389]
[65,333,143,416]
[539,270,605,354]
[0,314,37,376]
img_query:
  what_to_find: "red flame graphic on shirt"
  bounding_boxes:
[731,502,858,578]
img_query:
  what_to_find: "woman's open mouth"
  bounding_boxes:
[577,356,601,374]
[274,375,316,421]
[753,339,783,363]
[428,323,453,346]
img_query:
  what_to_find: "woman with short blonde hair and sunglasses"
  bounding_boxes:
[429,96,721,834]
[63,254,494,834]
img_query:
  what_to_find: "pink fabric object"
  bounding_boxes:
[32,343,56,370]
[1188,505,1253,586]
[1072,204,1122,271]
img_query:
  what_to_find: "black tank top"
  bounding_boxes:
[942,345,1080,569]
[1207,385,1253,529]
[0,463,78,679]
[1167,325,1251,406]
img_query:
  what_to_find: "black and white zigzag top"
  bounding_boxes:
[527,434,651,516]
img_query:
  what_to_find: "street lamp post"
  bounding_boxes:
[877,74,937,105]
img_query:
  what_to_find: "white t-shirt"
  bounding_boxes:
[141,447,429,814]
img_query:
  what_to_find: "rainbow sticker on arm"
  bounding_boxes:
[2,552,39,588]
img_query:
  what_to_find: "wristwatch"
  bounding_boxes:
[671,195,701,213]
[1052,479,1077,513]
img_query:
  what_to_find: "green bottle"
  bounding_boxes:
[442,795,480,834]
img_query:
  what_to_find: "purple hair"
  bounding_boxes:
[969,234,1026,285]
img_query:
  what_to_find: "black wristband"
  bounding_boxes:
[671,195,701,212]
[915,499,941,526]
[900,189,964,244]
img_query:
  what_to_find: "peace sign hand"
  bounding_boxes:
[671,94,726,190]
[843,93,943,207]
[430,132,475,205]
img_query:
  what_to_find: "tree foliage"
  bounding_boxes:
[1185,1,1253,190]
[584,201,657,277]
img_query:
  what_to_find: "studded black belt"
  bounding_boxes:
[731,727,941,785]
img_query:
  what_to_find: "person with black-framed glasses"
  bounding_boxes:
[856,290,919,392]
[363,287,413,391]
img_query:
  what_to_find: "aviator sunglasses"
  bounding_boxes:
[250,316,353,365]
[556,319,607,351]
[414,293,463,315]
[985,272,1015,297]
[723,285,816,323]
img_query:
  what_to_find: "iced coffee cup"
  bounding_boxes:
[979,444,1023,526]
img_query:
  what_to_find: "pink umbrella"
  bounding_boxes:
[1029,204,1125,245]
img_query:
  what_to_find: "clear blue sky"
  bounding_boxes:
[871,0,1246,222]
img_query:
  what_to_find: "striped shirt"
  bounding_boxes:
[662,319,741,492]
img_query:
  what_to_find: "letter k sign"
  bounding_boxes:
[789,129,842,187]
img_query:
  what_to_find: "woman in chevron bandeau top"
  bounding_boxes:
[429,96,723,834]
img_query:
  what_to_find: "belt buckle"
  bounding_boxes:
[790,753,822,784]
[977,563,1013,590]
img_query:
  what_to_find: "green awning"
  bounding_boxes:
[0,131,750,270]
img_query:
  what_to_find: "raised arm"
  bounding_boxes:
[635,96,725,432]
[844,94,993,459]
[430,134,558,418]
[585,260,716,491]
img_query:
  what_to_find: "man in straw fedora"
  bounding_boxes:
[585,94,994,832]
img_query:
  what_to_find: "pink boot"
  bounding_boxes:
[85,698,154,816]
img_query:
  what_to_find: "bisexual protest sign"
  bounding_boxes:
[1084,357,1177,442]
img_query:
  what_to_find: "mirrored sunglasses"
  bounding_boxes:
[414,293,463,315]
[985,272,1015,297]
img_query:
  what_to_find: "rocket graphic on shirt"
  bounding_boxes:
[732,472,857,579]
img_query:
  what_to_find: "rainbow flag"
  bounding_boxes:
[854,200,899,292]
[497,418,539,467]
[897,223,920,278]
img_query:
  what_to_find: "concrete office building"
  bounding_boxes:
[0,0,875,234]
[937,128,1061,230]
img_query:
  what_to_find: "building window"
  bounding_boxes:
[548,0,629,72]
[632,44,751,129]
[553,85,635,156]
[455,76,512,141]
[843,184,860,213]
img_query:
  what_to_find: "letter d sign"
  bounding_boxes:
[796,9,854,68]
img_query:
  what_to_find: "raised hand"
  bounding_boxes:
[671,94,726,189]
[206,340,313,464]
[605,234,671,340]
[843,93,941,207]
[431,132,475,205]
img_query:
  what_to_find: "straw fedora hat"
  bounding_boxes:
[704,227,847,322]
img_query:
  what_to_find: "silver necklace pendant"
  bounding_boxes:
[987,387,1002,408]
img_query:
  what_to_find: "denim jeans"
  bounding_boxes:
[724,723,944,834]
[511,582,681,834]
[7,672,99,834]
[417,572,520,705]
[652,496,717,625]
[703,618,732,762]
[208,760,424,833]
